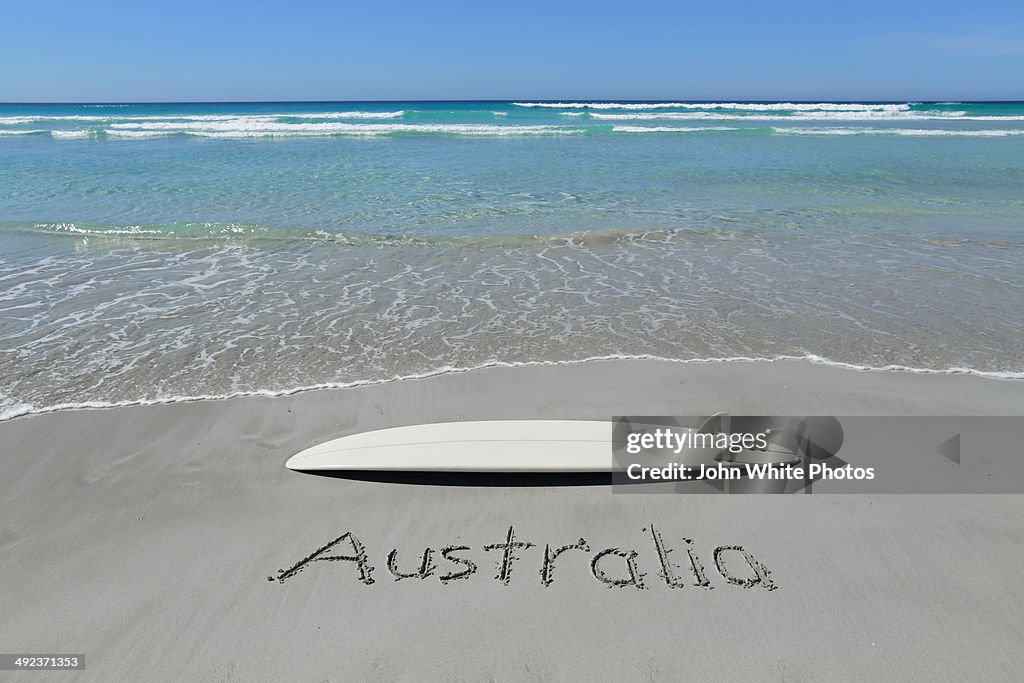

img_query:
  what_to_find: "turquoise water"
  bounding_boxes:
[1,101,1023,418]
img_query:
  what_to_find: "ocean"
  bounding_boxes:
[1,100,1022,420]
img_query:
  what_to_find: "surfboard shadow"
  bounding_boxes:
[291,469,615,487]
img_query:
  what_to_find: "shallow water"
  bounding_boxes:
[1,101,1022,419]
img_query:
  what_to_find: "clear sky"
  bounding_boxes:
[2,0,1022,102]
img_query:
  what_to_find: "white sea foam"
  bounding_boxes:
[2,353,1019,423]
[104,129,177,138]
[279,110,406,119]
[36,222,174,235]
[0,111,405,125]
[103,120,585,138]
[5,106,1022,141]
[589,111,998,121]
[0,115,103,124]
[774,127,1024,137]
[611,125,741,133]
[514,101,914,111]
[50,130,95,139]
[0,114,196,124]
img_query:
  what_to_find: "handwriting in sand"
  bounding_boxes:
[269,524,777,591]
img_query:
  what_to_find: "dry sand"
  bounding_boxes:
[2,359,1024,680]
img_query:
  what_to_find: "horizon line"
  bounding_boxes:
[3,99,1024,106]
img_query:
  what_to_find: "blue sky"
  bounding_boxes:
[2,0,1022,101]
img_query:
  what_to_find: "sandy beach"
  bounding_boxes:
[1,359,1023,680]
[4,1,1024,677]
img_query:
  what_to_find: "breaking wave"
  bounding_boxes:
[513,101,915,111]
[774,127,1024,137]
[2,103,1023,139]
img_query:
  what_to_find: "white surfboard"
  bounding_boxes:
[284,418,725,473]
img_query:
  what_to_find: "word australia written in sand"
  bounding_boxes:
[269,525,778,591]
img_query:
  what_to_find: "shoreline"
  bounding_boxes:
[3,354,1023,424]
